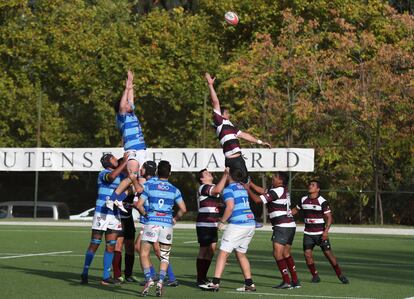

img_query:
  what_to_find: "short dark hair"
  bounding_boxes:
[230,167,244,183]
[157,160,171,178]
[220,106,228,115]
[100,153,114,169]
[274,172,288,186]
[143,161,157,177]
[309,179,321,189]
[197,168,207,184]
[114,100,121,113]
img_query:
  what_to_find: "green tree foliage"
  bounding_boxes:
[0,0,413,223]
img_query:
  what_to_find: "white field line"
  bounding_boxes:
[183,240,198,244]
[226,291,376,299]
[0,251,72,260]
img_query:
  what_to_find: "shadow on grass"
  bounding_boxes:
[1,264,137,296]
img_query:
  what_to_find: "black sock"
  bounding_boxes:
[245,278,253,286]
[212,277,220,285]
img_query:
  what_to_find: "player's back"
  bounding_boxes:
[116,112,146,151]
[223,182,255,226]
[143,178,183,227]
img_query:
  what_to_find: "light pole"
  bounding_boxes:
[34,83,42,219]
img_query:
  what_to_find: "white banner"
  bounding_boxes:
[0,148,314,172]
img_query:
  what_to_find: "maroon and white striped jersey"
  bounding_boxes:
[296,195,331,235]
[196,184,221,227]
[213,110,242,158]
[260,187,296,228]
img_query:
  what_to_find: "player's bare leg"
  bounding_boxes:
[156,243,172,296]
[235,251,256,292]
[323,249,349,284]
[304,249,320,282]
[108,159,143,212]
[136,233,158,285]
[199,250,229,291]
[140,241,155,296]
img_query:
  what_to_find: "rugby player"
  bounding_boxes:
[200,167,256,292]
[80,153,127,285]
[112,157,138,283]
[133,161,179,287]
[292,180,349,284]
[136,160,187,297]
[245,172,301,289]
[205,73,271,184]
[195,167,229,286]
[108,70,147,211]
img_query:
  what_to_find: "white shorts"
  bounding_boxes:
[141,224,173,245]
[220,224,255,254]
[92,212,122,232]
[126,149,147,168]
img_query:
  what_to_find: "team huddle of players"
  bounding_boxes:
[80,71,349,297]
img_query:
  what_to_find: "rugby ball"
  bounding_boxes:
[224,11,239,26]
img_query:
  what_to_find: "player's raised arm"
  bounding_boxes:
[238,131,271,148]
[126,70,134,105]
[106,154,128,182]
[248,180,267,195]
[243,182,263,205]
[210,167,230,196]
[119,71,134,114]
[205,73,220,112]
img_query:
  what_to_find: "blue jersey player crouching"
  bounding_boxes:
[80,153,128,286]
[136,160,187,297]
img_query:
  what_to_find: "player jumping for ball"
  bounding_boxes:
[205,73,271,184]
[108,70,147,211]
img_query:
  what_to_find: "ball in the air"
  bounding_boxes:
[224,11,239,26]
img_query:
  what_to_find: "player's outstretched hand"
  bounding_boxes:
[127,70,134,82]
[224,167,230,176]
[205,73,215,85]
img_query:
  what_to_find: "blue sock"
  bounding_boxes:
[159,269,167,282]
[110,191,127,202]
[167,264,176,282]
[150,265,157,278]
[82,250,95,276]
[143,267,152,281]
[102,250,114,280]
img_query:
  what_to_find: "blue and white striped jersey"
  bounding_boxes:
[116,112,146,151]
[95,169,123,216]
[223,182,255,226]
[140,178,183,227]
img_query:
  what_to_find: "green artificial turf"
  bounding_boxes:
[0,226,413,299]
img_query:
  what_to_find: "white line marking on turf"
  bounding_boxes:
[183,240,198,244]
[226,292,376,299]
[0,251,72,259]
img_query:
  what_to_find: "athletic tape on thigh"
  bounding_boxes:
[90,238,102,245]
[159,246,171,264]
[106,240,117,246]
